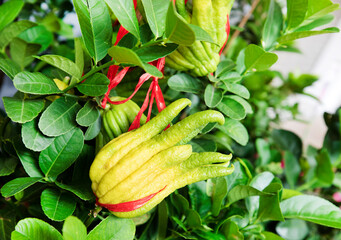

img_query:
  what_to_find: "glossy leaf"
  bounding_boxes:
[220,82,250,99]
[19,25,53,52]
[0,156,17,176]
[306,0,339,20]
[10,38,40,70]
[217,97,246,120]
[257,183,284,221]
[244,44,278,72]
[315,148,334,185]
[0,0,24,32]
[38,97,81,137]
[188,181,211,217]
[228,95,253,115]
[76,101,100,127]
[189,24,215,44]
[84,117,101,140]
[1,177,42,197]
[211,177,228,216]
[204,84,223,108]
[63,216,87,240]
[215,59,236,78]
[135,43,178,62]
[141,0,169,38]
[262,232,285,240]
[0,58,21,79]
[55,182,94,201]
[105,0,140,39]
[296,14,334,32]
[256,138,271,166]
[3,97,45,124]
[108,46,162,78]
[286,0,308,30]
[280,195,341,228]
[0,20,36,50]
[227,185,273,206]
[225,162,249,192]
[11,218,63,240]
[22,119,54,152]
[276,219,308,240]
[37,55,82,79]
[278,27,339,43]
[168,73,202,94]
[165,2,195,46]
[87,215,136,240]
[39,128,84,178]
[262,0,283,50]
[272,129,302,159]
[221,220,244,240]
[77,73,110,96]
[72,38,84,85]
[41,188,76,221]
[284,151,301,188]
[74,0,112,62]
[216,118,248,146]
[190,139,217,153]
[13,72,62,95]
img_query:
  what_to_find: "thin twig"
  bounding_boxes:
[223,0,261,54]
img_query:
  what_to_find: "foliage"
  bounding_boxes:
[0,0,340,239]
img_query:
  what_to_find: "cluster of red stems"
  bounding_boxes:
[96,0,230,213]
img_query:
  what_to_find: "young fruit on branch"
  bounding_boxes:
[90,98,234,218]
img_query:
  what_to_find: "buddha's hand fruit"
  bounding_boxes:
[90,98,234,218]
[165,0,234,76]
[97,97,146,150]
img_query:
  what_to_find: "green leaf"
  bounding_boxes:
[278,27,339,43]
[37,55,82,79]
[73,0,112,63]
[39,128,84,178]
[284,151,301,188]
[87,215,136,240]
[227,185,273,206]
[220,82,250,99]
[189,24,215,44]
[1,177,42,197]
[135,43,178,62]
[0,0,24,32]
[141,0,169,38]
[0,156,17,176]
[84,117,101,140]
[0,20,36,50]
[41,188,76,221]
[63,216,87,240]
[13,137,44,177]
[306,0,340,20]
[108,46,162,78]
[0,58,21,79]
[105,0,140,40]
[10,38,40,70]
[221,220,244,240]
[228,95,253,114]
[189,139,217,153]
[216,118,248,146]
[13,71,62,95]
[76,101,100,127]
[244,44,278,72]
[3,97,45,124]
[76,73,110,96]
[296,14,334,32]
[211,177,228,216]
[0,214,15,240]
[11,218,63,240]
[167,73,202,94]
[72,38,84,85]
[217,97,246,120]
[188,181,212,217]
[19,25,53,52]
[257,183,284,221]
[315,148,334,185]
[272,129,302,159]
[262,232,285,240]
[286,0,308,30]
[204,84,223,108]
[215,59,236,78]
[256,138,271,166]
[22,119,54,152]
[280,195,341,228]
[262,0,283,50]
[186,209,202,228]
[38,97,81,137]
[225,162,249,192]
[165,2,195,46]
[276,219,308,240]
[55,181,94,201]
